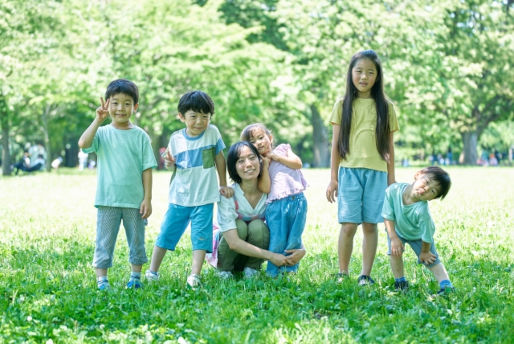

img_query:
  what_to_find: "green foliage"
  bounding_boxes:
[1,168,513,342]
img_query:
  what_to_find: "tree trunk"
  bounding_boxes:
[42,105,52,171]
[0,96,11,176]
[461,131,478,165]
[310,104,330,167]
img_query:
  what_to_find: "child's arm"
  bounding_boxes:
[140,168,153,219]
[387,132,396,185]
[163,147,175,170]
[269,148,302,170]
[78,98,110,148]
[284,247,306,265]
[215,152,233,198]
[257,157,271,193]
[326,124,340,203]
[419,241,436,264]
[384,219,404,256]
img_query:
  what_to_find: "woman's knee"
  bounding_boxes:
[235,219,249,240]
[248,219,269,247]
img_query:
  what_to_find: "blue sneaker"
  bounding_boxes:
[126,277,143,289]
[357,275,375,286]
[97,280,110,291]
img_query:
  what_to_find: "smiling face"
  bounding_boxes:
[235,145,261,182]
[180,110,211,137]
[412,174,441,201]
[246,127,273,157]
[108,93,137,129]
[351,57,378,98]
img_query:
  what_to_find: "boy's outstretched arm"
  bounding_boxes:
[384,219,404,256]
[140,168,152,219]
[78,97,110,148]
[215,152,233,198]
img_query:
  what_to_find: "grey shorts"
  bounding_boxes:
[386,231,441,267]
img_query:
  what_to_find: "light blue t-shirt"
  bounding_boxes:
[381,183,436,244]
[167,124,225,207]
[83,124,157,208]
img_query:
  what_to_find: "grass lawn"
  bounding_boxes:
[1,167,513,343]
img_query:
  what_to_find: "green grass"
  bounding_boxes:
[1,167,513,343]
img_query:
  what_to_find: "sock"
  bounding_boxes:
[130,272,141,280]
[395,277,407,283]
[97,276,108,286]
[439,279,452,289]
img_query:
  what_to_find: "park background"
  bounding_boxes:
[1,0,513,343]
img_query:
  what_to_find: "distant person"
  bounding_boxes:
[382,166,454,295]
[78,150,88,170]
[212,141,305,278]
[51,157,63,169]
[145,90,231,290]
[78,79,157,290]
[326,50,399,285]
[241,123,308,277]
[14,152,44,174]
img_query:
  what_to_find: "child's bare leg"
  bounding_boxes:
[149,246,167,272]
[131,264,142,273]
[191,250,206,275]
[95,268,107,278]
[338,223,358,274]
[389,254,404,279]
[361,222,378,276]
[428,263,450,284]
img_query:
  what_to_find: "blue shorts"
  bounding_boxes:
[337,167,387,224]
[386,231,441,268]
[156,203,214,252]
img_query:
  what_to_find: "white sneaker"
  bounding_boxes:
[243,267,258,278]
[217,270,233,279]
[145,270,160,282]
[186,274,201,290]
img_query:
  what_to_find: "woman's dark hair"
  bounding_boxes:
[227,141,262,184]
[419,166,452,200]
[105,79,139,104]
[178,90,215,116]
[338,50,390,160]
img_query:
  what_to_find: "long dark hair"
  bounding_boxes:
[338,50,390,160]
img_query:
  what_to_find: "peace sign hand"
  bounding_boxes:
[95,97,110,122]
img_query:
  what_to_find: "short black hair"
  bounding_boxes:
[178,90,214,116]
[227,141,262,184]
[419,166,451,200]
[105,79,139,104]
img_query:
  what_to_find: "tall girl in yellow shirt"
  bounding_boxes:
[326,50,399,285]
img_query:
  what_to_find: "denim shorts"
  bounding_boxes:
[337,167,387,224]
[156,203,213,252]
[386,231,441,268]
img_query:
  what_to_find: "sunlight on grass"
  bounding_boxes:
[0,167,513,343]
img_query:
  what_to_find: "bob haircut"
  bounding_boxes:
[227,141,263,184]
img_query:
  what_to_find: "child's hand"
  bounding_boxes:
[390,237,404,256]
[285,248,306,266]
[96,97,110,123]
[261,156,270,169]
[419,251,436,265]
[140,199,152,219]
[220,186,234,198]
[326,180,338,203]
[163,148,175,169]
[269,253,287,267]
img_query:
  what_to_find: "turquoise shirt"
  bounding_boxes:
[83,124,157,208]
[381,183,436,244]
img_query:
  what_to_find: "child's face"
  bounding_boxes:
[180,110,211,137]
[109,93,137,128]
[351,58,377,98]
[247,128,272,156]
[412,174,441,201]
[235,145,261,181]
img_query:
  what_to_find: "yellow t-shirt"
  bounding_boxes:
[329,97,399,172]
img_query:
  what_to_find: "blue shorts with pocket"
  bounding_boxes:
[337,167,387,224]
[156,203,214,252]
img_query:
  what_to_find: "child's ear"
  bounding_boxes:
[177,112,185,122]
[413,171,422,180]
[133,103,139,112]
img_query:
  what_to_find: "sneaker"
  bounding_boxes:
[186,274,201,290]
[217,270,234,279]
[97,280,110,291]
[437,286,455,295]
[394,280,409,291]
[126,277,143,289]
[145,270,160,282]
[336,272,349,284]
[243,267,258,278]
[357,275,375,286]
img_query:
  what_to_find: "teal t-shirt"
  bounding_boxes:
[381,183,436,244]
[83,124,157,208]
